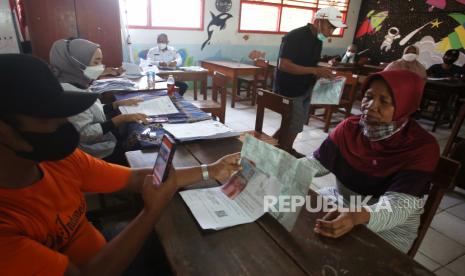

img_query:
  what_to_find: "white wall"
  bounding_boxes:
[0,0,8,9]
[127,0,362,63]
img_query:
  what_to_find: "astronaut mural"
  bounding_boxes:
[354,0,465,65]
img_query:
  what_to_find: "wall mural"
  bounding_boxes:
[354,0,465,66]
[201,11,233,50]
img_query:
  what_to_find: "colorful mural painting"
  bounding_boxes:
[355,0,465,65]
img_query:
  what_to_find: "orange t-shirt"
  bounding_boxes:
[0,149,131,275]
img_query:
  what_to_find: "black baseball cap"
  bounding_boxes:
[0,54,98,118]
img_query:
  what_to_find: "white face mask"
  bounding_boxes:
[346,51,354,58]
[158,43,167,50]
[402,53,418,62]
[83,64,105,80]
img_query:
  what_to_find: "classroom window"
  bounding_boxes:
[126,0,204,30]
[239,0,349,36]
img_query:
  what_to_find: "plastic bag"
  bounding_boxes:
[310,76,346,105]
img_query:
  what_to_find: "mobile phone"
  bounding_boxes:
[152,134,176,186]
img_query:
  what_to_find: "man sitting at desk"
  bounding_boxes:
[329,44,358,65]
[427,49,464,78]
[147,33,188,95]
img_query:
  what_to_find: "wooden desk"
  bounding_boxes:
[126,138,433,275]
[157,70,208,100]
[201,60,260,108]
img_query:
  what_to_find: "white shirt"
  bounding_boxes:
[147,45,182,67]
[61,83,117,158]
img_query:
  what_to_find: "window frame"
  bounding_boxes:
[238,0,349,37]
[127,0,205,31]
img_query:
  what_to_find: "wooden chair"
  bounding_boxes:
[236,59,270,105]
[443,102,465,156]
[241,89,294,152]
[191,71,227,123]
[407,156,461,257]
[308,71,359,132]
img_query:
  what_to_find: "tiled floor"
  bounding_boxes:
[183,91,465,275]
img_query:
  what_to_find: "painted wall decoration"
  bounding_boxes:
[427,0,465,11]
[201,11,233,50]
[354,0,465,65]
[355,10,389,38]
[216,0,232,13]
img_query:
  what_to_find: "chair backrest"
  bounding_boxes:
[334,71,358,105]
[255,89,293,149]
[254,59,270,83]
[408,156,461,257]
[443,103,465,156]
[138,49,149,60]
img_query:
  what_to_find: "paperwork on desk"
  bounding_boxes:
[180,157,281,230]
[310,76,346,105]
[162,120,238,141]
[180,135,316,231]
[90,78,137,93]
[119,96,179,116]
[179,66,206,72]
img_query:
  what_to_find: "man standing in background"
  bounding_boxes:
[274,7,347,155]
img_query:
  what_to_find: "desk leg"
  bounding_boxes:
[252,74,257,106]
[231,75,237,108]
[193,81,198,100]
[202,76,207,100]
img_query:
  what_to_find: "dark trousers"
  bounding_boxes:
[175,81,188,96]
[100,223,173,276]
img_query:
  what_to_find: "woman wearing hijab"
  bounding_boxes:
[384,45,427,78]
[306,70,439,253]
[49,38,148,163]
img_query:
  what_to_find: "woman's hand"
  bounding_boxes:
[208,152,242,182]
[113,98,143,109]
[112,113,148,127]
[314,209,370,238]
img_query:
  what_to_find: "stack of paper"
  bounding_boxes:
[119,96,179,116]
[179,66,206,72]
[162,120,238,141]
[90,78,137,93]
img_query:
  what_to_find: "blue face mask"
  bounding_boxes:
[317,33,326,42]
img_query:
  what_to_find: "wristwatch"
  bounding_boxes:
[200,164,209,181]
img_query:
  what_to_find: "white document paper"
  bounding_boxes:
[180,171,280,230]
[162,120,234,141]
[119,96,179,116]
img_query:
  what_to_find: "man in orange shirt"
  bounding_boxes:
[0,54,240,275]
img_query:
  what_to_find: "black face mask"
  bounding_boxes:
[443,57,456,65]
[14,122,79,162]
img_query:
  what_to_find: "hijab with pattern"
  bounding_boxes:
[49,38,100,89]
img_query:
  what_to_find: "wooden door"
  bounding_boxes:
[74,0,123,67]
[24,0,78,62]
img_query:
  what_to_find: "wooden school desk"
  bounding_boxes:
[126,138,433,275]
[200,60,260,108]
